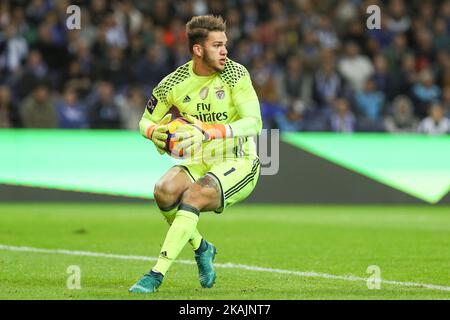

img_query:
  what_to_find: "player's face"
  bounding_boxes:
[201,31,228,72]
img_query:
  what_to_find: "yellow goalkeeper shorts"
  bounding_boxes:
[175,157,261,213]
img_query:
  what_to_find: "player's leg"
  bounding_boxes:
[129,165,212,293]
[153,166,190,212]
[179,174,222,211]
[153,165,203,250]
[149,174,221,288]
[146,158,260,290]
[180,174,221,288]
[129,158,261,293]
[208,157,261,214]
[174,157,261,288]
[152,174,221,268]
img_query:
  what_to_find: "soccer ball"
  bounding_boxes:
[165,117,189,158]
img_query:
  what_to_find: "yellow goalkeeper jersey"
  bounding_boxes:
[139,58,262,162]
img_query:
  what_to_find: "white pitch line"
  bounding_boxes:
[1,244,449,293]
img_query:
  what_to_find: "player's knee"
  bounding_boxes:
[181,183,202,204]
[181,184,215,210]
[154,180,181,207]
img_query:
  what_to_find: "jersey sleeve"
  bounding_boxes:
[139,83,172,139]
[229,73,263,137]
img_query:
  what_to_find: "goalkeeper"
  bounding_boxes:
[129,15,262,293]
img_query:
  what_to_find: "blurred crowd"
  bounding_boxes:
[0,0,449,134]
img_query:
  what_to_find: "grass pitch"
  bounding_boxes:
[0,203,449,300]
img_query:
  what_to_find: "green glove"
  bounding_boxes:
[174,124,204,155]
[150,114,171,155]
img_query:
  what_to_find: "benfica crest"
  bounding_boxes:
[215,86,225,100]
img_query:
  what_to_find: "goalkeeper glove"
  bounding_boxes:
[146,114,171,155]
[174,114,231,154]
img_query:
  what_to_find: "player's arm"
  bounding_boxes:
[228,74,262,138]
[139,89,172,154]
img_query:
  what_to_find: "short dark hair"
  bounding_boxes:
[186,15,226,53]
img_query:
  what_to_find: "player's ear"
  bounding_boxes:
[193,44,202,58]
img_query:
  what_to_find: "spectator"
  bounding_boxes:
[104,13,128,48]
[413,28,435,71]
[63,60,92,98]
[224,8,242,45]
[312,56,343,109]
[74,39,94,79]
[127,33,146,65]
[387,53,418,100]
[417,2,436,28]
[275,101,307,132]
[281,55,306,108]
[251,56,283,129]
[0,24,28,76]
[25,0,52,26]
[354,78,385,131]
[16,50,49,98]
[417,103,450,134]
[433,18,450,51]
[334,0,359,27]
[56,88,88,129]
[338,41,374,91]
[298,29,321,73]
[442,86,450,117]
[315,15,339,50]
[233,39,254,69]
[384,95,419,133]
[88,81,122,129]
[367,17,395,51]
[436,51,450,87]
[411,68,441,117]
[20,84,57,128]
[117,85,145,130]
[9,7,31,41]
[384,34,413,73]
[341,19,367,54]
[96,46,130,90]
[386,0,411,34]
[134,44,171,91]
[436,50,450,88]
[0,0,449,133]
[0,2,11,29]
[114,0,144,37]
[327,98,356,133]
[78,9,97,46]
[91,23,110,60]
[173,42,190,67]
[90,0,110,27]
[441,1,450,32]
[33,20,69,73]
[163,18,187,50]
[371,54,390,93]
[0,85,14,128]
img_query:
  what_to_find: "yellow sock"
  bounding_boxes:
[160,206,203,250]
[153,206,199,275]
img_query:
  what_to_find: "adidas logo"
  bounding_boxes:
[183,95,191,103]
